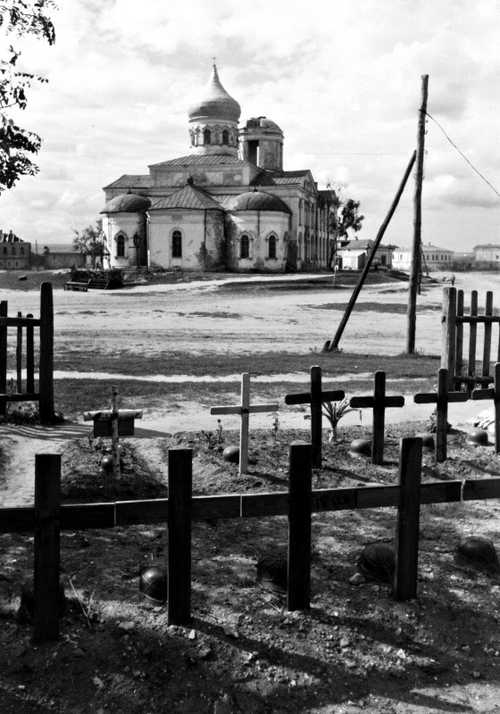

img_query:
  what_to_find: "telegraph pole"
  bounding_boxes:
[406,74,429,354]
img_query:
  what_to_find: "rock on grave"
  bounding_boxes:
[466,429,489,446]
[256,551,288,593]
[223,445,239,464]
[349,438,372,457]
[139,566,168,603]
[416,432,435,451]
[357,543,395,584]
[455,537,500,574]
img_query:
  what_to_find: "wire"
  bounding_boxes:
[425,111,500,200]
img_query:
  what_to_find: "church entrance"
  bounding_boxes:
[286,240,298,272]
[133,234,148,267]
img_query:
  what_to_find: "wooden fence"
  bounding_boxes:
[0,282,54,423]
[2,442,500,642]
[442,287,500,391]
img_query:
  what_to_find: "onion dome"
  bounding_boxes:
[101,193,151,214]
[228,190,291,213]
[188,64,241,122]
[246,116,283,133]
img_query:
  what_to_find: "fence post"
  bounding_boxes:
[495,363,500,454]
[468,290,478,383]
[441,287,456,389]
[26,314,35,393]
[310,366,322,468]
[483,291,493,378]
[287,442,312,611]
[16,311,23,392]
[33,454,61,643]
[0,300,7,417]
[394,438,422,601]
[455,290,464,380]
[436,368,449,462]
[168,448,192,625]
[39,282,54,424]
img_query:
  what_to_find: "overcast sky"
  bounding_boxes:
[2,0,500,251]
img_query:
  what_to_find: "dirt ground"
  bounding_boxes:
[1,421,500,713]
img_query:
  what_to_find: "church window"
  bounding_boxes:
[222,129,229,145]
[172,230,182,258]
[116,234,125,257]
[203,127,211,145]
[268,234,277,259]
[240,234,250,259]
[2,246,6,255]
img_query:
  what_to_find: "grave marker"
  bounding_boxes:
[285,366,344,468]
[210,373,278,474]
[414,367,468,461]
[349,371,405,465]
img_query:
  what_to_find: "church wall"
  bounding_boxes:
[226,211,290,272]
[103,213,146,269]
[148,209,224,271]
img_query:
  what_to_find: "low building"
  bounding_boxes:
[473,244,500,265]
[336,239,393,270]
[31,244,87,270]
[0,230,31,270]
[392,243,454,273]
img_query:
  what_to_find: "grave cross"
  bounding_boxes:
[414,367,468,462]
[210,372,278,474]
[349,371,405,465]
[285,366,345,468]
[471,362,500,453]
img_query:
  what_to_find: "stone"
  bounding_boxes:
[455,537,500,574]
[466,429,489,446]
[415,432,435,450]
[357,543,395,583]
[349,438,372,457]
[222,445,239,463]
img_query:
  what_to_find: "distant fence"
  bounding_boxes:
[1,442,500,642]
[442,287,500,391]
[0,282,54,423]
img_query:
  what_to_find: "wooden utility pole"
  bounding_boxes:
[406,74,429,354]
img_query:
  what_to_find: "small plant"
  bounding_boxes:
[322,397,361,442]
[271,413,280,441]
[200,430,219,449]
[216,418,224,444]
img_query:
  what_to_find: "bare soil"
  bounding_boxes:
[1,423,500,713]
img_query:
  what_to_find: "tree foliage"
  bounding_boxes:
[0,1,56,192]
[327,191,364,267]
[73,221,106,268]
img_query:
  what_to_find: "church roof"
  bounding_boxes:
[227,190,291,213]
[251,169,311,186]
[149,183,223,211]
[103,174,153,190]
[149,154,248,169]
[188,64,241,122]
[101,193,152,214]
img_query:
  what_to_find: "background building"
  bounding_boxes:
[0,230,31,270]
[392,243,454,273]
[101,65,337,273]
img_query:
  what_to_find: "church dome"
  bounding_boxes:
[246,116,283,133]
[228,190,291,213]
[101,193,151,214]
[188,64,241,122]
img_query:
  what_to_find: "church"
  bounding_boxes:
[101,64,336,273]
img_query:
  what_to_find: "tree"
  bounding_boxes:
[0,1,56,192]
[327,192,364,269]
[73,221,106,269]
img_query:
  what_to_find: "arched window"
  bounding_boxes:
[222,129,229,145]
[172,230,182,258]
[116,234,125,257]
[268,234,277,259]
[240,234,249,259]
[203,127,211,145]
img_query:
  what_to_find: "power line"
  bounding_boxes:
[425,111,500,200]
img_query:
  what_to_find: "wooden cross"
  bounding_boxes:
[349,371,405,465]
[285,366,344,468]
[210,373,278,474]
[414,367,468,462]
[471,362,500,453]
